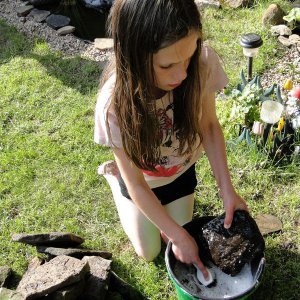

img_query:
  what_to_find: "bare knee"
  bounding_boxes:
[134,245,161,262]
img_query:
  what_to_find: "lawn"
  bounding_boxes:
[0,1,299,299]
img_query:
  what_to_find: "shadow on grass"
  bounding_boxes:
[250,245,299,300]
[0,18,106,96]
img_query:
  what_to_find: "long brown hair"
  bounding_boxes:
[102,0,203,171]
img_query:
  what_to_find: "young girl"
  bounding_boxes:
[94,0,248,278]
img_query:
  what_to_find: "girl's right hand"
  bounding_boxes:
[171,229,209,279]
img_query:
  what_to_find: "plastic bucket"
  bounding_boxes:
[165,217,265,300]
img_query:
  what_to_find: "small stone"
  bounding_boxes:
[36,246,112,260]
[12,232,84,247]
[194,0,221,9]
[278,36,293,47]
[57,26,76,36]
[80,256,112,300]
[0,266,12,287]
[271,25,292,36]
[262,4,285,26]
[254,214,283,235]
[221,0,254,8]
[16,5,34,17]
[0,287,23,300]
[17,255,89,299]
[94,38,114,50]
[46,14,70,30]
[27,8,51,23]
[289,34,300,44]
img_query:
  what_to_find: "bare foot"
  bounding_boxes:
[97,160,119,176]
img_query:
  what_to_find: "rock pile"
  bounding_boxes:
[0,232,143,300]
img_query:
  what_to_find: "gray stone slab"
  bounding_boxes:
[12,232,84,247]
[27,8,51,23]
[17,255,89,299]
[48,280,85,300]
[37,246,112,260]
[0,287,23,300]
[16,5,34,17]
[57,26,75,36]
[0,266,12,287]
[255,214,283,235]
[46,14,70,30]
[80,256,112,300]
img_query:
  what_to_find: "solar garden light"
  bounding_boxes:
[239,33,263,81]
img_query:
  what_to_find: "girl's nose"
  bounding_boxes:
[173,62,188,83]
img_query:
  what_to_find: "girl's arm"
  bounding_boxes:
[112,147,208,277]
[200,92,248,228]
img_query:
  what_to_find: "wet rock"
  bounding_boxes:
[57,26,75,36]
[27,8,51,23]
[16,5,34,17]
[262,4,285,26]
[254,213,283,235]
[0,287,23,300]
[36,246,112,260]
[271,25,292,36]
[12,232,84,247]
[80,256,112,300]
[0,266,12,287]
[17,255,89,299]
[46,14,70,30]
[199,210,265,276]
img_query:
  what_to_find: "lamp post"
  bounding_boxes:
[239,33,263,81]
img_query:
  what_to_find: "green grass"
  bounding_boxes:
[0,2,299,299]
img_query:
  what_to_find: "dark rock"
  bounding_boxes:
[109,271,148,300]
[0,266,12,287]
[28,0,60,6]
[199,210,265,276]
[12,232,84,247]
[80,256,112,300]
[47,280,86,300]
[27,9,51,23]
[0,287,23,300]
[36,246,112,260]
[16,5,34,17]
[254,214,283,235]
[17,255,89,299]
[46,14,71,30]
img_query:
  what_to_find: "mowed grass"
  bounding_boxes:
[0,1,299,298]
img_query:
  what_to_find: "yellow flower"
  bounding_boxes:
[278,117,284,132]
[283,79,293,91]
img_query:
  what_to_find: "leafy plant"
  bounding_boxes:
[229,71,282,127]
[283,7,300,30]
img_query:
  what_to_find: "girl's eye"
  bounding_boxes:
[160,65,172,69]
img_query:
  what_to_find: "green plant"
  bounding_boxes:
[283,7,300,30]
[229,71,282,127]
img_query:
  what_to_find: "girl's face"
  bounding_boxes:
[153,31,199,92]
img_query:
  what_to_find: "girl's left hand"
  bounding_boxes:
[221,190,248,229]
